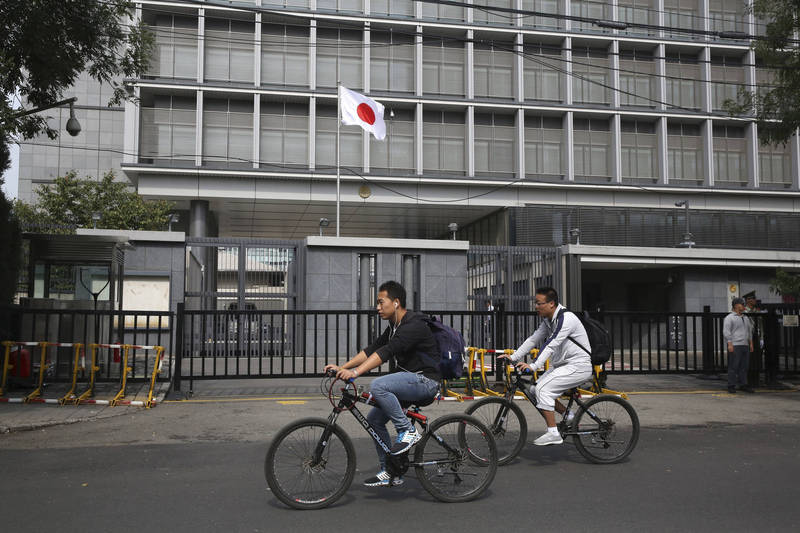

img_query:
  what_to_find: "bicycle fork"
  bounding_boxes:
[310,412,342,466]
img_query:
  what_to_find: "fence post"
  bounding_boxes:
[701,305,714,374]
[764,307,779,387]
[168,302,185,400]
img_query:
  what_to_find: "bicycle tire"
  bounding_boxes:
[413,414,497,503]
[464,397,527,465]
[572,395,639,464]
[264,417,356,510]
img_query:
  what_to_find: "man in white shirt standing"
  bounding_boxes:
[499,287,593,446]
[723,297,754,394]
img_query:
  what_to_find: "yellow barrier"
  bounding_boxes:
[59,344,85,405]
[145,346,165,408]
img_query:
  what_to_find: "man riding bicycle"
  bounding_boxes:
[499,287,593,446]
[324,280,441,487]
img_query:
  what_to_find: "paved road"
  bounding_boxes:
[2,389,799,532]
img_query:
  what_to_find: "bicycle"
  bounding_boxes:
[264,372,498,510]
[465,361,639,465]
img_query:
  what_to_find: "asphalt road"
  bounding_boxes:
[1,392,799,532]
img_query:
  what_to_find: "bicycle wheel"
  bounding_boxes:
[413,414,497,503]
[465,397,527,466]
[264,417,356,510]
[572,395,639,464]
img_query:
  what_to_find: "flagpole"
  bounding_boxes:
[336,81,341,238]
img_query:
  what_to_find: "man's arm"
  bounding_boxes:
[530,312,575,371]
[509,321,548,363]
[722,315,734,352]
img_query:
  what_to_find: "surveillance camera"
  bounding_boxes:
[65,116,81,137]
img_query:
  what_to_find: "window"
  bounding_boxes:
[618,0,658,37]
[139,94,196,166]
[420,1,464,22]
[524,115,563,177]
[756,66,777,100]
[371,0,414,18]
[713,125,748,185]
[521,0,562,30]
[667,122,702,183]
[759,142,792,186]
[317,0,362,13]
[472,0,515,26]
[261,24,309,87]
[710,55,746,111]
[573,118,611,180]
[370,31,414,94]
[203,98,253,168]
[204,18,255,83]
[262,0,310,8]
[475,113,515,176]
[665,52,701,110]
[370,108,414,173]
[709,0,747,36]
[423,38,464,96]
[572,48,611,106]
[144,13,197,79]
[316,104,362,169]
[474,41,514,100]
[664,0,703,39]
[523,43,562,102]
[423,110,465,174]
[619,49,656,108]
[260,101,308,168]
[571,1,611,32]
[621,120,657,181]
[316,28,363,89]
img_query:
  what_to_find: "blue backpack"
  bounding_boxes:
[420,315,465,380]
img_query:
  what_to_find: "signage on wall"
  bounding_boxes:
[783,315,799,327]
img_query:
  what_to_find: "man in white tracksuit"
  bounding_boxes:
[500,287,593,446]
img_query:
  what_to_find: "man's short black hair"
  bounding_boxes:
[535,286,559,305]
[378,280,407,308]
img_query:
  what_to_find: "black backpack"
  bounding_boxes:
[561,309,613,366]
[419,315,465,380]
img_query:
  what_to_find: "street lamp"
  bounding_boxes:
[91,212,101,229]
[448,222,458,240]
[319,217,330,236]
[168,213,180,231]
[675,201,695,248]
[568,228,581,245]
[6,97,81,137]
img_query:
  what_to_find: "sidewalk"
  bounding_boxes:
[1,373,798,434]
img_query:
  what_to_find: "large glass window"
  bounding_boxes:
[524,115,563,177]
[521,0,562,30]
[474,41,514,100]
[262,0,310,7]
[756,66,777,100]
[203,98,253,168]
[420,1,464,22]
[139,94,196,166]
[370,108,415,173]
[143,12,197,79]
[713,125,748,186]
[621,120,657,181]
[665,52,701,110]
[664,0,703,40]
[472,0,514,26]
[315,104,362,169]
[423,110,465,174]
[204,18,255,83]
[571,48,611,106]
[709,0,747,36]
[316,28,363,90]
[618,0,658,37]
[710,55,746,111]
[260,101,308,168]
[571,1,611,33]
[759,141,792,187]
[474,113,515,176]
[317,0,362,14]
[523,43,562,103]
[371,0,414,18]
[261,24,309,87]
[619,48,656,108]
[667,122,703,184]
[370,31,414,94]
[423,38,464,96]
[573,118,611,180]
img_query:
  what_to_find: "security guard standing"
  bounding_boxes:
[743,291,763,388]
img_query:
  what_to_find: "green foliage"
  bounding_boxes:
[0,0,153,143]
[0,188,23,304]
[770,268,800,300]
[14,171,175,233]
[724,1,800,145]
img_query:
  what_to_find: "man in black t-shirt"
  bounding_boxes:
[324,281,440,487]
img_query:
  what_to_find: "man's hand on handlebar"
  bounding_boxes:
[514,361,535,374]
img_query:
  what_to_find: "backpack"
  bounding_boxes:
[420,315,465,380]
[561,309,613,366]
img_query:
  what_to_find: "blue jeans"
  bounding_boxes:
[366,372,440,469]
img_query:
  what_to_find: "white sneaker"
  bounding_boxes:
[363,470,403,487]
[533,431,564,446]
[390,428,422,455]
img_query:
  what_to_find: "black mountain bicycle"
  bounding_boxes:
[265,372,498,510]
[465,362,639,465]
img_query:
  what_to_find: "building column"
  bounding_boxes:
[190,200,210,237]
[657,116,669,185]
[791,129,800,190]
[564,111,574,181]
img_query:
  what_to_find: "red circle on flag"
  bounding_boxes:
[357,103,376,125]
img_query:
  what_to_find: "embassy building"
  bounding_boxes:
[17,0,800,313]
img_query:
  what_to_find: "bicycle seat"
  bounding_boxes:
[400,396,436,409]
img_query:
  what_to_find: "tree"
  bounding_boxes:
[726,1,800,145]
[770,268,800,303]
[14,171,175,233]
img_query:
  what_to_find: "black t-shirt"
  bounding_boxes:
[362,310,441,381]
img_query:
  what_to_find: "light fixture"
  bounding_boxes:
[568,228,581,245]
[319,217,330,236]
[168,213,180,231]
[675,201,695,248]
[65,102,81,137]
[448,222,458,240]
[358,185,371,199]
[91,212,101,229]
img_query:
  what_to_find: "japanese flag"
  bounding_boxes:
[339,85,386,140]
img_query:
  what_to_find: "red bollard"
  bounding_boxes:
[13,347,32,379]
[113,346,121,363]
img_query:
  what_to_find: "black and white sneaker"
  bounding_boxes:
[363,470,403,487]
[390,428,422,455]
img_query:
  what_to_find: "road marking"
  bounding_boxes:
[162,396,321,404]
[277,400,307,405]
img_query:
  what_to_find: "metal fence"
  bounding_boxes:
[0,306,173,383]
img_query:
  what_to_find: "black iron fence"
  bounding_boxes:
[0,306,173,384]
